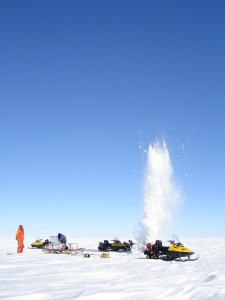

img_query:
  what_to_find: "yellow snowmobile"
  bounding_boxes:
[144,236,199,262]
[30,239,49,249]
[98,239,134,252]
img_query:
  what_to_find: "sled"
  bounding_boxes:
[42,236,85,255]
[64,243,85,255]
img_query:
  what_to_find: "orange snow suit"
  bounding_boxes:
[16,226,24,253]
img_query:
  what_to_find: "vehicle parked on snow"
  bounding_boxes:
[144,235,199,261]
[98,239,134,252]
[30,239,50,249]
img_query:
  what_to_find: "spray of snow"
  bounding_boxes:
[136,140,180,246]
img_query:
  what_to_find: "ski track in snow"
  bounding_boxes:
[0,237,225,300]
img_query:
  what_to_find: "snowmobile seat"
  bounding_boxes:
[160,246,169,252]
[43,239,49,246]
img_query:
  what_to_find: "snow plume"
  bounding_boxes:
[136,140,180,246]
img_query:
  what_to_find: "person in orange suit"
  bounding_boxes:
[16,225,24,253]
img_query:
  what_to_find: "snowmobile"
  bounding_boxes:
[98,239,134,252]
[30,239,50,249]
[144,236,199,262]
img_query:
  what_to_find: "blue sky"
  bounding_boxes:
[1,0,225,239]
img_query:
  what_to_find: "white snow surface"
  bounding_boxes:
[1,237,225,300]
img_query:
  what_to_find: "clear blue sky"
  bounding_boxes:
[1,0,225,239]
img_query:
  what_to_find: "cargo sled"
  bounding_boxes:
[42,236,85,255]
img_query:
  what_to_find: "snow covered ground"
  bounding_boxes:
[0,237,225,300]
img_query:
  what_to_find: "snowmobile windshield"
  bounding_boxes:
[171,234,183,246]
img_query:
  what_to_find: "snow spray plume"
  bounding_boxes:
[136,140,180,247]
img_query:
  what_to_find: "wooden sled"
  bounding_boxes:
[42,236,85,255]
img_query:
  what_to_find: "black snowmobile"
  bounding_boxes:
[98,239,134,252]
[144,236,199,262]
